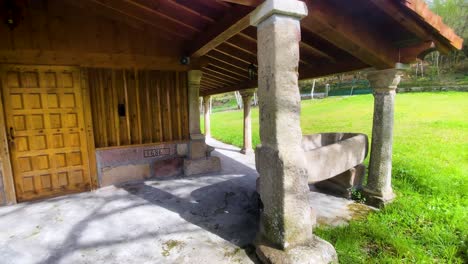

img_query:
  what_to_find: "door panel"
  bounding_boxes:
[1,65,91,202]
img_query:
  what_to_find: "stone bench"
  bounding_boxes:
[303,133,368,198]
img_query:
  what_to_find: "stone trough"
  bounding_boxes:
[302,133,369,198]
[255,133,369,199]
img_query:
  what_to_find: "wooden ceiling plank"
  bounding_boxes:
[206,51,251,71]
[302,0,397,69]
[299,59,369,80]
[166,0,214,23]
[225,35,257,56]
[200,81,219,89]
[205,58,249,77]
[175,0,230,19]
[218,0,263,7]
[204,66,245,82]
[368,0,461,53]
[88,0,192,39]
[123,0,202,32]
[203,72,237,85]
[215,44,257,64]
[404,0,463,50]
[201,79,257,96]
[300,42,335,62]
[206,63,249,80]
[188,5,253,57]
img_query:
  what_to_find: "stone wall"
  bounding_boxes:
[96,142,188,187]
[397,85,468,93]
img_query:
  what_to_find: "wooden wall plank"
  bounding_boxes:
[86,68,188,147]
[134,69,142,144]
[144,71,153,143]
[123,70,132,144]
[111,70,121,146]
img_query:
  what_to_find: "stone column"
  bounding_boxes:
[188,70,203,138]
[363,69,402,207]
[240,89,254,154]
[251,1,337,263]
[203,95,211,138]
[183,71,221,176]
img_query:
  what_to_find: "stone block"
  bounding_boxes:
[315,164,366,199]
[101,164,151,186]
[189,141,207,160]
[176,143,188,156]
[153,158,183,178]
[256,235,337,264]
[183,156,221,176]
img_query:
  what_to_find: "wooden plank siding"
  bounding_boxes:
[87,69,188,148]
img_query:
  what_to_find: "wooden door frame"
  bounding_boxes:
[0,74,17,204]
[80,68,98,189]
[0,64,99,204]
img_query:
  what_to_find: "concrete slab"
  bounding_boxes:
[0,138,372,264]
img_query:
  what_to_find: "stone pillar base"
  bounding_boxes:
[361,188,396,208]
[256,236,337,264]
[240,148,254,155]
[183,156,221,176]
[315,164,366,199]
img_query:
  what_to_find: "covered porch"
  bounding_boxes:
[0,138,366,264]
[0,0,462,262]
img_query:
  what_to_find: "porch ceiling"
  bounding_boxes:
[71,0,463,96]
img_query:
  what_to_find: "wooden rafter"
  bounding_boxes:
[302,0,398,69]
[206,51,251,72]
[205,65,247,81]
[186,5,254,57]
[205,57,249,77]
[201,79,257,96]
[369,0,463,53]
[215,44,257,64]
[88,0,195,39]
[218,0,264,6]
[122,0,202,32]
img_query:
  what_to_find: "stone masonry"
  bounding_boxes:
[251,1,337,263]
[363,68,403,207]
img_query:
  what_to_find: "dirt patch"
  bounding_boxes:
[161,239,185,257]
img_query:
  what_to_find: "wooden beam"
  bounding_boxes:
[215,44,257,64]
[218,0,263,6]
[88,0,195,39]
[302,0,397,69]
[299,59,369,80]
[187,5,253,57]
[203,71,237,85]
[201,79,257,96]
[368,0,463,53]
[201,58,369,96]
[0,50,186,70]
[204,66,246,82]
[225,35,257,56]
[206,50,251,72]
[205,57,249,78]
[123,0,201,32]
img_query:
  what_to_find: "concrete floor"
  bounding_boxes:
[0,138,370,264]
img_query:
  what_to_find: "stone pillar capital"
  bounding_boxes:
[203,95,211,101]
[250,0,308,26]
[239,89,255,99]
[367,69,403,93]
[188,70,203,85]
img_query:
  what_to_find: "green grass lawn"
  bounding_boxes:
[204,92,468,263]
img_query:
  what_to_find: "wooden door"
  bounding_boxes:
[1,65,92,202]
